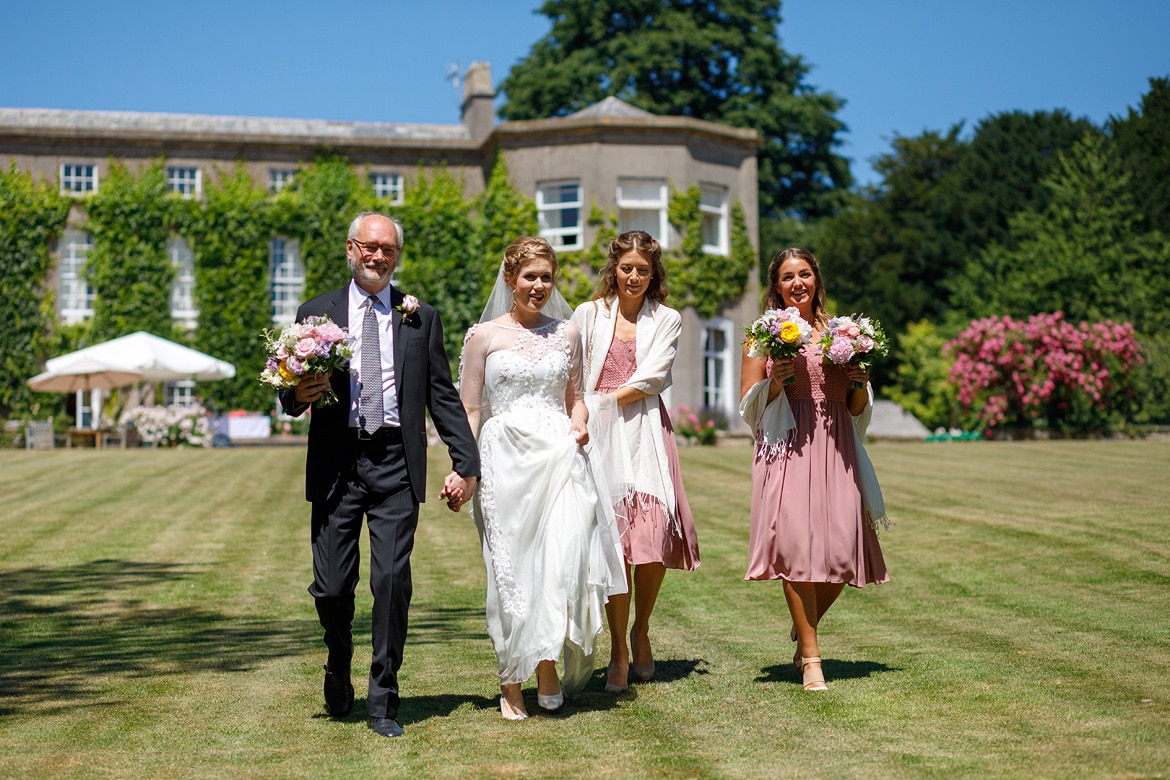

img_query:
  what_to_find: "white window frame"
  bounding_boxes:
[699,184,729,256]
[701,317,735,421]
[268,169,296,193]
[60,164,98,195]
[59,229,95,323]
[166,166,201,198]
[617,178,669,248]
[535,180,583,251]
[370,172,404,204]
[165,379,196,408]
[269,238,304,324]
[168,236,198,323]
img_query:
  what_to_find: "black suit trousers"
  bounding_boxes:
[309,433,415,720]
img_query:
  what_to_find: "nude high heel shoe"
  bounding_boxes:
[801,656,827,691]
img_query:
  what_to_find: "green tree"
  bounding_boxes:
[950,134,1169,329]
[882,320,962,432]
[0,164,71,418]
[949,134,1170,424]
[84,159,175,341]
[186,165,274,413]
[498,0,851,219]
[947,110,1100,255]
[395,165,478,363]
[1110,76,1170,236]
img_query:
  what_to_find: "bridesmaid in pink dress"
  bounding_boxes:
[572,230,700,694]
[739,247,889,692]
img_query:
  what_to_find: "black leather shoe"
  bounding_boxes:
[370,716,404,738]
[323,665,354,718]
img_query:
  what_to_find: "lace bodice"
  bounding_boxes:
[459,318,585,419]
[595,338,637,393]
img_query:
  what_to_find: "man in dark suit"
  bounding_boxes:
[280,212,479,739]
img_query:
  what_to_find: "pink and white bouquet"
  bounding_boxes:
[744,307,813,385]
[817,314,889,388]
[260,315,354,407]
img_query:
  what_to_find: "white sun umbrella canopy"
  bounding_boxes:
[44,331,236,382]
[27,357,145,393]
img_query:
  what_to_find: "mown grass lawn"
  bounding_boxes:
[1,439,1167,779]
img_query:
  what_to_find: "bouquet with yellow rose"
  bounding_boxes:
[259,315,354,407]
[744,307,813,385]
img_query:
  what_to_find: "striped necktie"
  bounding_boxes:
[359,296,383,434]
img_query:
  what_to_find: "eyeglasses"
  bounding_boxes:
[350,239,400,258]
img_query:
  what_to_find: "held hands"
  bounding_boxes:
[293,373,330,405]
[439,472,477,512]
[846,366,871,387]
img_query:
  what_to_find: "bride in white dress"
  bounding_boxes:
[459,236,626,720]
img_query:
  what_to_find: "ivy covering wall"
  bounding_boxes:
[185,164,274,413]
[0,152,756,418]
[85,159,176,342]
[0,165,70,419]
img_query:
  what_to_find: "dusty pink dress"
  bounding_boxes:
[745,344,888,587]
[597,338,700,570]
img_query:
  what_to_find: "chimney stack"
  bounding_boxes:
[461,62,495,142]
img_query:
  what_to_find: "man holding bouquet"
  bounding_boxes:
[279,212,479,739]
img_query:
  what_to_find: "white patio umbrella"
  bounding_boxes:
[27,357,147,430]
[26,357,145,393]
[44,331,236,382]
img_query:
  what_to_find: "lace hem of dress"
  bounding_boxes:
[474,430,526,620]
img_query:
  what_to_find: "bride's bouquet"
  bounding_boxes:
[744,307,813,385]
[817,314,889,388]
[260,315,354,407]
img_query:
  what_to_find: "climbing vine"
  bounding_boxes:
[271,153,377,299]
[559,201,617,307]
[0,164,71,418]
[665,185,755,319]
[185,164,274,413]
[84,158,176,342]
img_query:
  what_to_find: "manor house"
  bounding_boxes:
[0,63,759,429]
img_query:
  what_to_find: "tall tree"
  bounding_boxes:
[498,0,851,219]
[810,127,966,338]
[1110,77,1170,236]
[946,110,1100,255]
[950,133,1168,329]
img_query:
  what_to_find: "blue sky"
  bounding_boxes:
[1,1,1166,186]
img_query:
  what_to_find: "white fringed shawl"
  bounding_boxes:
[572,297,681,521]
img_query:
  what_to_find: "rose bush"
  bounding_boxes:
[946,312,1144,437]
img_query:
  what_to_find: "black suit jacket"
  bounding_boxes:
[279,283,479,504]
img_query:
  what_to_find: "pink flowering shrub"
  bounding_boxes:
[671,404,723,446]
[946,312,1144,436]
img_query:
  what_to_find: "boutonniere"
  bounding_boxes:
[396,294,420,316]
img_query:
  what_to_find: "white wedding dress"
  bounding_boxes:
[460,318,626,692]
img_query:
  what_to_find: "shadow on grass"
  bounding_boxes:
[409,605,488,645]
[0,559,311,716]
[756,658,896,685]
